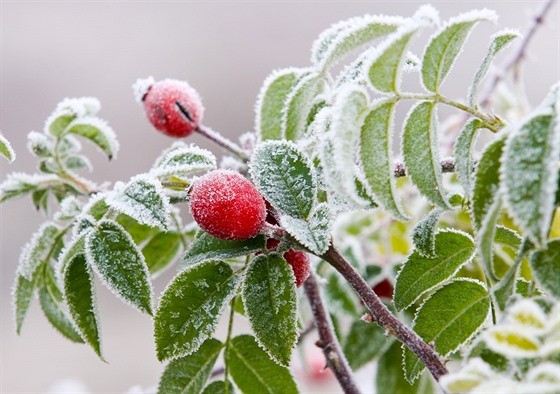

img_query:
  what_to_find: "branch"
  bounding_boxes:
[321,244,448,382]
[303,273,361,394]
[196,124,250,162]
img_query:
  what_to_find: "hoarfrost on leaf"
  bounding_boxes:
[18,222,60,280]
[151,145,216,180]
[27,131,53,158]
[280,203,332,255]
[66,116,119,159]
[0,132,16,162]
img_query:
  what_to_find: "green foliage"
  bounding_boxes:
[0,132,16,162]
[14,273,37,335]
[343,319,389,370]
[38,286,83,343]
[530,239,560,299]
[454,119,485,197]
[280,203,332,254]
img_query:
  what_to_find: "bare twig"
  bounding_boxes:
[196,124,250,162]
[303,273,361,394]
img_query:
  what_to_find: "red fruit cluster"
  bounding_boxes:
[139,78,204,138]
[189,170,266,240]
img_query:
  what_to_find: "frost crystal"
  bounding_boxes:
[132,76,155,103]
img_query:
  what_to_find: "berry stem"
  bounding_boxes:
[223,296,236,393]
[320,243,448,382]
[196,124,250,162]
[303,272,361,394]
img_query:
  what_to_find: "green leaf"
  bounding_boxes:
[142,231,182,275]
[47,113,76,136]
[202,380,235,394]
[468,337,511,372]
[154,261,240,361]
[58,233,86,273]
[421,10,497,92]
[86,220,154,315]
[0,173,58,204]
[312,14,403,70]
[377,341,434,394]
[38,286,84,343]
[106,175,170,230]
[66,117,119,159]
[360,100,408,221]
[181,232,265,269]
[367,26,419,93]
[283,72,325,141]
[157,338,223,394]
[394,230,475,311]
[152,145,216,180]
[19,222,60,280]
[343,320,389,370]
[324,271,360,316]
[32,189,49,211]
[402,101,450,208]
[468,29,520,106]
[226,335,299,394]
[256,68,304,141]
[251,140,316,219]
[403,279,490,382]
[454,119,485,197]
[0,132,16,162]
[411,207,444,258]
[530,239,560,299]
[502,112,559,247]
[242,254,298,366]
[493,239,531,311]
[14,273,37,335]
[64,154,92,171]
[64,254,103,359]
[280,202,332,255]
[116,214,158,245]
[494,226,522,250]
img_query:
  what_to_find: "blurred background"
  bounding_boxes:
[1,1,558,393]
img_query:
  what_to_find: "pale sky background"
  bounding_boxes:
[1,1,558,393]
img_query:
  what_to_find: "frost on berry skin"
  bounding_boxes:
[137,78,204,138]
[189,170,266,241]
[283,249,310,288]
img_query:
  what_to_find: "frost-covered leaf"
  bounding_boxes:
[63,253,103,359]
[181,232,265,269]
[157,338,223,394]
[454,119,485,197]
[0,172,59,203]
[13,272,37,335]
[106,175,170,230]
[86,220,154,315]
[343,320,389,370]
[18,222,60,280]
[484,325,540,358]
[312,14,404,70]
[403,279,490,382]
[507,299,547,334]
[27,131,53,158]
[154,261,240,361]
[251,140,315,219]
[242,254,298,366]
[440,358,497,393]
[421,10,497,92]
[394,230,475,311]
[467,339,510,373]
[256,68,304,141]
[360,99,408,220]
[115,214,158,245]
[468,29,520,106]
[402,101,450,208]
[0,132,16,162]
[45,97,100,136]
[226,335,298,394]
[411,207,444,258]
[366,25,420,93]
[530,239,560,299]
[64,154,93,172]
[66,117,119,159]
[39,286,83,343]
[152,146,216,179]
[324,271,360,316]
[282,72,325,141]
[492,239,531,312]
[83,194,110,220]
[494,226,522,250]
[280,202,332,255]
[502,112,559,247]
[54,196,83,222]
[57,233,86,273]
[142,231,182,276]
[202,380,235,394]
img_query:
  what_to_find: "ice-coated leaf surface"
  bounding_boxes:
[394,230,475,311]
[242,254,298,366]
[181,232,265,269]
[324,271,359,316]
[343,319,389,370]
[152,145,216,179]
[86,220,154,315]
[226,335,298,394]
[484,326,540,358]
[157,338,223,394]
[0,132,16,162]
[494,226,522,250]
[403,279,490,382]
[402,101,450,208]
[39,286,83,343]
[18,222,60,280]
[45,97,100,135]
[251,140,316,219]
[256,68,303,141]
[64,154,92,172]
[502,112,559,247]
[66,117,119,159]
[311,14,404,70]
[0,172,59,203]
[280,202,332,255]
[63,254,103,359]
[360,100,409,220]
[421,10,497,92]
[57,233,86,273]
[154,261,240,361]
[201,380,235,394]
[142,231,182,275]
[411,207,444,258]
[530,239,560,299]
[468,29,520,106]
[106,174,170,230]
[13,273,37,334]
[454,119,485,197]
[116,214,158,245]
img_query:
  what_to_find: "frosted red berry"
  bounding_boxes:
[189,170,266,240]
[138,78,204,138]
[284,249,310,288]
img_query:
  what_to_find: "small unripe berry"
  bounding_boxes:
[135,77,204,138]
[189,170,266,240]
[284,249,310,287]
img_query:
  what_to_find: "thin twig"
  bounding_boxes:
[303,273,361,394]
[196,124,250,162]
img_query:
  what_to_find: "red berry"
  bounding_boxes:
[139,78,204,138]
[266,238,281,250]
[373,278,394,299]
[284,249,310,288]
[189,170,266,240]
